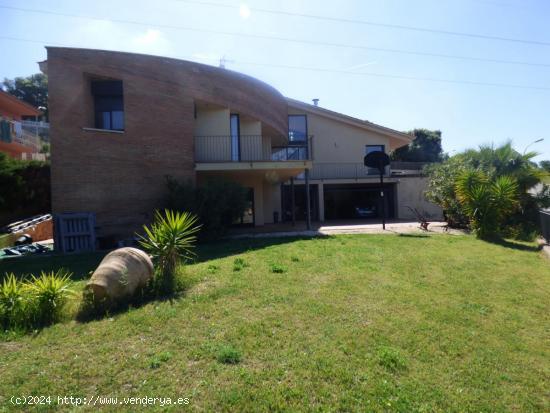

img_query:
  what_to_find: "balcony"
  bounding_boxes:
[296,162,390,180]
[0,118,49,153]
[194,135,312,163]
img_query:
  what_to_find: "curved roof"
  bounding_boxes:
[45,47,288,135]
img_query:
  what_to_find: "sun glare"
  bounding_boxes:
[239,4,251,19]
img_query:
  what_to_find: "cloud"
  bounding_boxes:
[133,29,161,46]
[130,29,172,55]
[72,21,173,56]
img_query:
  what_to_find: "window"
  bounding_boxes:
[91,80,124,131]
[288,115,307,142]
[365,144,385,155]
[230,114,240,161]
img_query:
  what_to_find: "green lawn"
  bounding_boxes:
[0,234,549,412]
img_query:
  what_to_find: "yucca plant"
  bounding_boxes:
[24,270,75,326]
[137,209,201,295]
[455,170,519,238]
[0,273,27,329]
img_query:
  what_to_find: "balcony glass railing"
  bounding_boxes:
[194,135,312,162]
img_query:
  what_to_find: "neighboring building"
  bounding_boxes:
[43,47,441,241]
[0,89,48,161]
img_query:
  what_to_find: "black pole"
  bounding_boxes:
[380,169,386,230]
[305,169,311,230]
[290,177,295,227]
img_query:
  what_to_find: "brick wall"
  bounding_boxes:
[47,48,288,239]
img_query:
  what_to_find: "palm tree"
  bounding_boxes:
[455,170,519,238]
[458,142,549,237]
[138,210,201,295]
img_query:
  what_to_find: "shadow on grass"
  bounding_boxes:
[397,233,430,238]
[75,266,199,323]
[75,288,181,323]
[192,235,322,264]
[483,238,542,252]
[1,251,108,281]
[2,237,318,282]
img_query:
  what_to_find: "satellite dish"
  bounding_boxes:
[364,151,390,174]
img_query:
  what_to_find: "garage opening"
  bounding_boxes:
[324,183,395,220]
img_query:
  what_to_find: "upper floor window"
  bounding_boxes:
[366,144,385,155]
[91,80,124,131]
[288,115,307,143]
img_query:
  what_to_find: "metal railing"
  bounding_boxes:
[21,120,50,141]
[390,161,427,171]
[296,162,390,180]
[0,118,49,151]
[541,210,550,243]
[194,135,312,162]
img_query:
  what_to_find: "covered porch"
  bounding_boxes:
[196,161,314,228]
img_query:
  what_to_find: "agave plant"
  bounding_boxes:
[25,270,75,326]
[0,273,27,329]
[455,170,519,238]
[137,210,201,295]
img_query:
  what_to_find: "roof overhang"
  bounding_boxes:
[0,90,41,117]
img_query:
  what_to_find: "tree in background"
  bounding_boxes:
[425,141,549,239]
[0,153,50,226]
[391,129,445,162]
[540,160,550,173]
[2,74,48,120]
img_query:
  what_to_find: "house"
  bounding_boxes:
[43,47,441,242]
[0,90,48,161]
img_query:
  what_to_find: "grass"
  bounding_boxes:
[0,234,549,412]
[215,344,243,365]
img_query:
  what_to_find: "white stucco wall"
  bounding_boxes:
[396,177,443,220]
[288,108,391,164]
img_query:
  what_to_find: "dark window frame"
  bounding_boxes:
[365,144,385,154]
[91,80,125,131]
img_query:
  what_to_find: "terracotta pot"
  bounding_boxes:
[86,247,153,301]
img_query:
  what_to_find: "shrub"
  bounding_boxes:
[0,273,27,329]
[216,345,242,364]
[138,209,201,295]
[424,158,469,227]
[0,153,50,226]
[455,171,519,239]
[24,270,74,326]
[165,177,248,240]
[426,142,550,238]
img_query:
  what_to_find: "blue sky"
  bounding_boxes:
[1,0,549,160]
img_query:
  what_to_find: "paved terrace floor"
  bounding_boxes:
[229,220,464,239]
